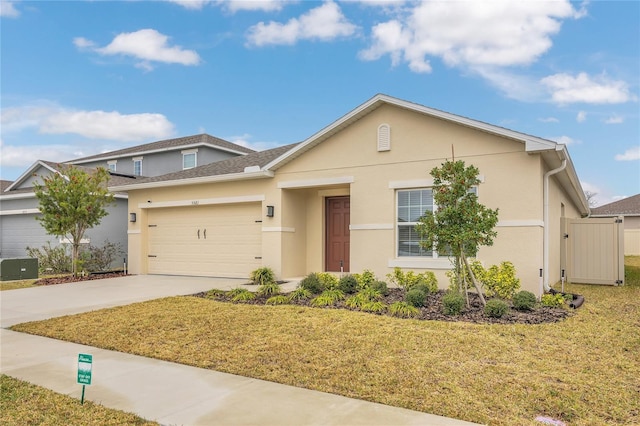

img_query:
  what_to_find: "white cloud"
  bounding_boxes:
[1,104,175,141]
[246,1,357,47]
[0,139,80,168]
[605,115,623,124]
[539,117,559,123]
[576,111,586,122]
[580,181,625,207]
[550,135,578,145]
[167,0,213,10]
[615,146,640,161]
[226,133,283,151]
[472,67,543,102]
[541,72,636,105]
[168,0,286,12]
[76,29,201,70]
[359,0,581,73]
[0,0,20,18]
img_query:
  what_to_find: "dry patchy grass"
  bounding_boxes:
[12,279,639,426]
[0,375,157,426]
[0,279,37,291]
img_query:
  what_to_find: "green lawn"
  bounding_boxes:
[0,375,157,426]
[11,259,639,426]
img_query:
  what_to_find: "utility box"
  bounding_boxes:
[0,258,39,281]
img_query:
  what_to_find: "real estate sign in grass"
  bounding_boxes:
[0,374,157,426]
[10,257,640,426]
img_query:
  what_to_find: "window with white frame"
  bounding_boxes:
[396,187,478,258]
[397,189,434,257]
[107,161,117,172]
[133,157,143,176]
[182,150,197,170]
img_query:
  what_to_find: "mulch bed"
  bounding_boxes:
[35,272,128,286]
[193,288,572,325]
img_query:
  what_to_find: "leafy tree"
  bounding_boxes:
[415,160,499,306]
[33,165,114,276]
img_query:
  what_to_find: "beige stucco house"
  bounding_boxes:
[111,94,590,296]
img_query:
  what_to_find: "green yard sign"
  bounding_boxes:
[77,353,93,385]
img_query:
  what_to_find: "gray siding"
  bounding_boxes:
[80,147,239,177]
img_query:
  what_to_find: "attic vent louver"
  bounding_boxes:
[377,124,390,152]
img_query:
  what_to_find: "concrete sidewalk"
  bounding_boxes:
[1,275,480,425]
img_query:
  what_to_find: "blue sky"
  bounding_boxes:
[1,0,638,206]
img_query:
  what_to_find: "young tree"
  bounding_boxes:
[415,160,499,306]
[33,165,115,276]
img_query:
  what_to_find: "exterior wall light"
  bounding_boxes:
[266,205,275,218]
[129,213,137,223]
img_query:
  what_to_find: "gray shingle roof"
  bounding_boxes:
[127,143,298,186]
[0,180,13,192]
[69,133,255,164]
[591,194,640,216]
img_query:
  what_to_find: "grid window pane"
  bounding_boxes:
[134,160,142,176]
[397,189,433,257]
[398,225,432,257]
[183,153,196,169]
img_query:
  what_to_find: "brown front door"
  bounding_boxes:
[326,196,350,272]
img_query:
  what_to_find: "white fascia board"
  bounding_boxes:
[4,161,60,192]
[110,170,274,192]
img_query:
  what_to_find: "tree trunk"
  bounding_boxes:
[463,255,486,306]
[72,242,79,277]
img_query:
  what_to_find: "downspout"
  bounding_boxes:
[543,152,567,293]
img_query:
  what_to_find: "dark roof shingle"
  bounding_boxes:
[591,194,640,216]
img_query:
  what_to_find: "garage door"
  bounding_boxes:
[147,203,262,278]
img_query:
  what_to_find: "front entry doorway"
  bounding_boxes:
[325,196,350,272]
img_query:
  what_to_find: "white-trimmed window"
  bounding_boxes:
[182,149,197,170]
[396,187,478,258]
[133,157,143,176]
[107,160,117,172]
[397,189,434,257]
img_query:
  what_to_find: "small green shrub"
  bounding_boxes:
[338,275,359,294]
[387,267,438,292]
[265,295,290,305]
[205,289,225,299]
[361,301,387,313]
[442,291,465,315]
[299,273,325,294]
[345,288,382,309]
[80,240,124,272]
[389,301,420,318]
[26,242,71,274]
[541,293,566,308]
[289,287,312,301]
[513,290,537,311]
[316,272,339,289]
[310,289,345,307]
[483,261,521,300]
[484,298,509,318]
[405,288,427,307]
[258,282,281,296]
[446,260,486,291]
[230,288,256,302]
[250,267,276,286]
[368,280,389,295]
[353,269,377,289]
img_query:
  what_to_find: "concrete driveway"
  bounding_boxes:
[1,275,479,426]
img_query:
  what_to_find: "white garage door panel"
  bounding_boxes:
[147,204,262,278]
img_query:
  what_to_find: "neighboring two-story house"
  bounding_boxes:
[0,134,254,267]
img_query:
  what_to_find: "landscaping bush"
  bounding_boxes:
[513,290,537,311]
[258,282,281,296]
[299,273,325,294]
[446,260,485,290]
[483,261,521,299]
[541,293,566,308]
[405,288,427,307]
[250,267,276,286]
[265,295,290,305]
[310,289,345,307]
[205,289,225,299]
[289,287,312,301]
[387,267,438,292]
[484,298,509,318]
[345,288,382,309]
[229,288,256,302]
[389,301,420,318]
[26,242,71,274]
[442,291,465,315]
[353,269,377,289]
[368,280,389,295]
[316,272,339,289]
[360,301,387,313]
[338,275,359,294]
[80,240,123,272]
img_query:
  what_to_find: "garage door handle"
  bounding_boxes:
[148,255,157,258]
[197,229,200,239]
[204,229,207,239]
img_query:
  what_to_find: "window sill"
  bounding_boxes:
[388,258,452,269]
